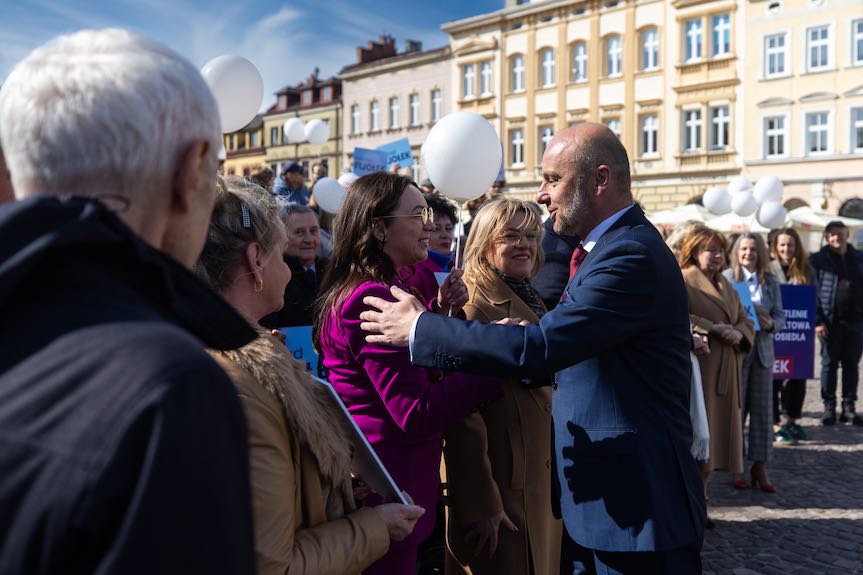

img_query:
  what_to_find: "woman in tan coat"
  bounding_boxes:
[196,177,424,575]
[443,198,562,575]
[679,227,754,526]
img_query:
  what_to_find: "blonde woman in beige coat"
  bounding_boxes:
[442,198,562,575]
[678,227,754,527]
[196,177,425,575]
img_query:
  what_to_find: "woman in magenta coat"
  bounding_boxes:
[315,173,499,574]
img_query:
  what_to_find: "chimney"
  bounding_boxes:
[405,39,422,53]
[356,34,397,64]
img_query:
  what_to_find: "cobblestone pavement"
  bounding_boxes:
[702,377,863,574]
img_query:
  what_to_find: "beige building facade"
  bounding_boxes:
[742,0,863,215]
[340,37,451,183]
[223,114,266,177]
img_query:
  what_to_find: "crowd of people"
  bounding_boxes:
[2,28,862,575]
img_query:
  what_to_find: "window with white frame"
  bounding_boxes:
[538,126,554,160]
[763,115,787,157]
[321,86,333,101]
[641,28,659,71]
[510,129,525,166]
[712,14,731,57]
[685,18,703,62]
[431,89,441,123]
[389,97,399,128]
[853,19,863,66]
[851,107,863,152]
[764,33,788,77]
[350,104,360,134]
[302,90,313,105]
[480,61,493,95]
[370,100,379,131]
[409,94,420,126]
[540,48,555,87]
[606,36,622,77]
[462,64,475,98]
[270,126,280,145]
[250,131,260,148]
[806,25,831,72]
[709,105,730,150]
[604,118,621,139]
[805,111,830,154]
[511,55,525,92]
[640,115,658,156]
[683,109,702,152]
[572,43,588,81]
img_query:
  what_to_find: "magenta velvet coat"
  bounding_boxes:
[404,255,447,305]
[319,276,499,563]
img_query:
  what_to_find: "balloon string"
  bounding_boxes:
[449,201,465,318]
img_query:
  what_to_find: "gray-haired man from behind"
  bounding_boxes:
[0,30,257,573]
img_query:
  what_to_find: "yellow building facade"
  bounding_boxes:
[222,114,266,177]
[742,0,863,215]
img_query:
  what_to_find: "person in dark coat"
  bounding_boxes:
[260,203,329,328]
[0,29,257,574]
[532,217,581,310]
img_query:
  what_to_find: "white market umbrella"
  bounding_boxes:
[705,212,772,234]
[646,204,714,229]
[785,206,863,233]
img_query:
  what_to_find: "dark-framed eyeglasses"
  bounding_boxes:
[498,230,539,246]
[379,206,435,225]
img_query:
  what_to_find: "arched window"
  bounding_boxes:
[641,27,659,71]
[511,54,525,92]
[571,42,588,81]
[605,35,622,77]
[539,48,555,87]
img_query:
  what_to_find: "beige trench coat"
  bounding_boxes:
[442,278,562,575]
[683,266,755,475]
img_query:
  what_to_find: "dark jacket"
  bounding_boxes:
[260,255,329,328]
[810,244,863,327]
[532,218,581,311]
[0,197,257,574]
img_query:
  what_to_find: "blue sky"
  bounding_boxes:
[1,0,502,107]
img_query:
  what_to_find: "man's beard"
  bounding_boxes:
[555,176,591,237]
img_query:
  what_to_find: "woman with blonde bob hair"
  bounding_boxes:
[723,232,784,493]
[443,198,562,575]
[197,176,424,575]
[679,227,754,526]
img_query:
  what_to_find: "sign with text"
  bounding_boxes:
[732,282,761,331]
[377,138,414,169]
[279,325,325,378]
[352,148,388,176]
[772,285,816,379]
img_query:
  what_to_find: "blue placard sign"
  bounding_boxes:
[377,137,414,169]
[732,281,761,332]
[279,325,325,378]
[772,285,816,379]
[352,148,388,176]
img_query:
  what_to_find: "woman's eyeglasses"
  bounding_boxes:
[379,207,435,225]
[498,230,539,246]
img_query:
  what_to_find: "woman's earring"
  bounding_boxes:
[254,278,263,293]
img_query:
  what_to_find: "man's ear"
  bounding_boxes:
[172,140,210,212]
[594,164,611,194]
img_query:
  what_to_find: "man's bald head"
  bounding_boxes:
[551,123,632,200]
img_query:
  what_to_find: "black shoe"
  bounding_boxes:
[822,410,837,425]
[840,405,857,424]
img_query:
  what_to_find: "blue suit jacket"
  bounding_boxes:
[412,206,705,552]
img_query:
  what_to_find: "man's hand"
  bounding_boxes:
[464,510,518,558]
[360,286,425,347]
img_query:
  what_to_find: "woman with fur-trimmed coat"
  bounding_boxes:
[196,177,424,575]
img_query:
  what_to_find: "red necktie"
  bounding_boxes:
[569,245,588,279]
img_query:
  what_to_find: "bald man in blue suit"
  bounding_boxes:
[359,124,705,574]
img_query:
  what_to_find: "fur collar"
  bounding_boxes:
[217,331,355,515]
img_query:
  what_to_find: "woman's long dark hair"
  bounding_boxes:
[312,172,414,349]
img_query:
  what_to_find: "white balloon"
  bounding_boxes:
[731,190,758,217]
[421,112,502,202]
[304,119,329,145]
[283,118,305,143]
[753,176,783,204]
[702,187,732,215]
[313,177,345,214]
[756,201,787,229]
[337,172,359,189]
[217,144,227,161]
[728,176,753,196]
[201,55,264,134]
